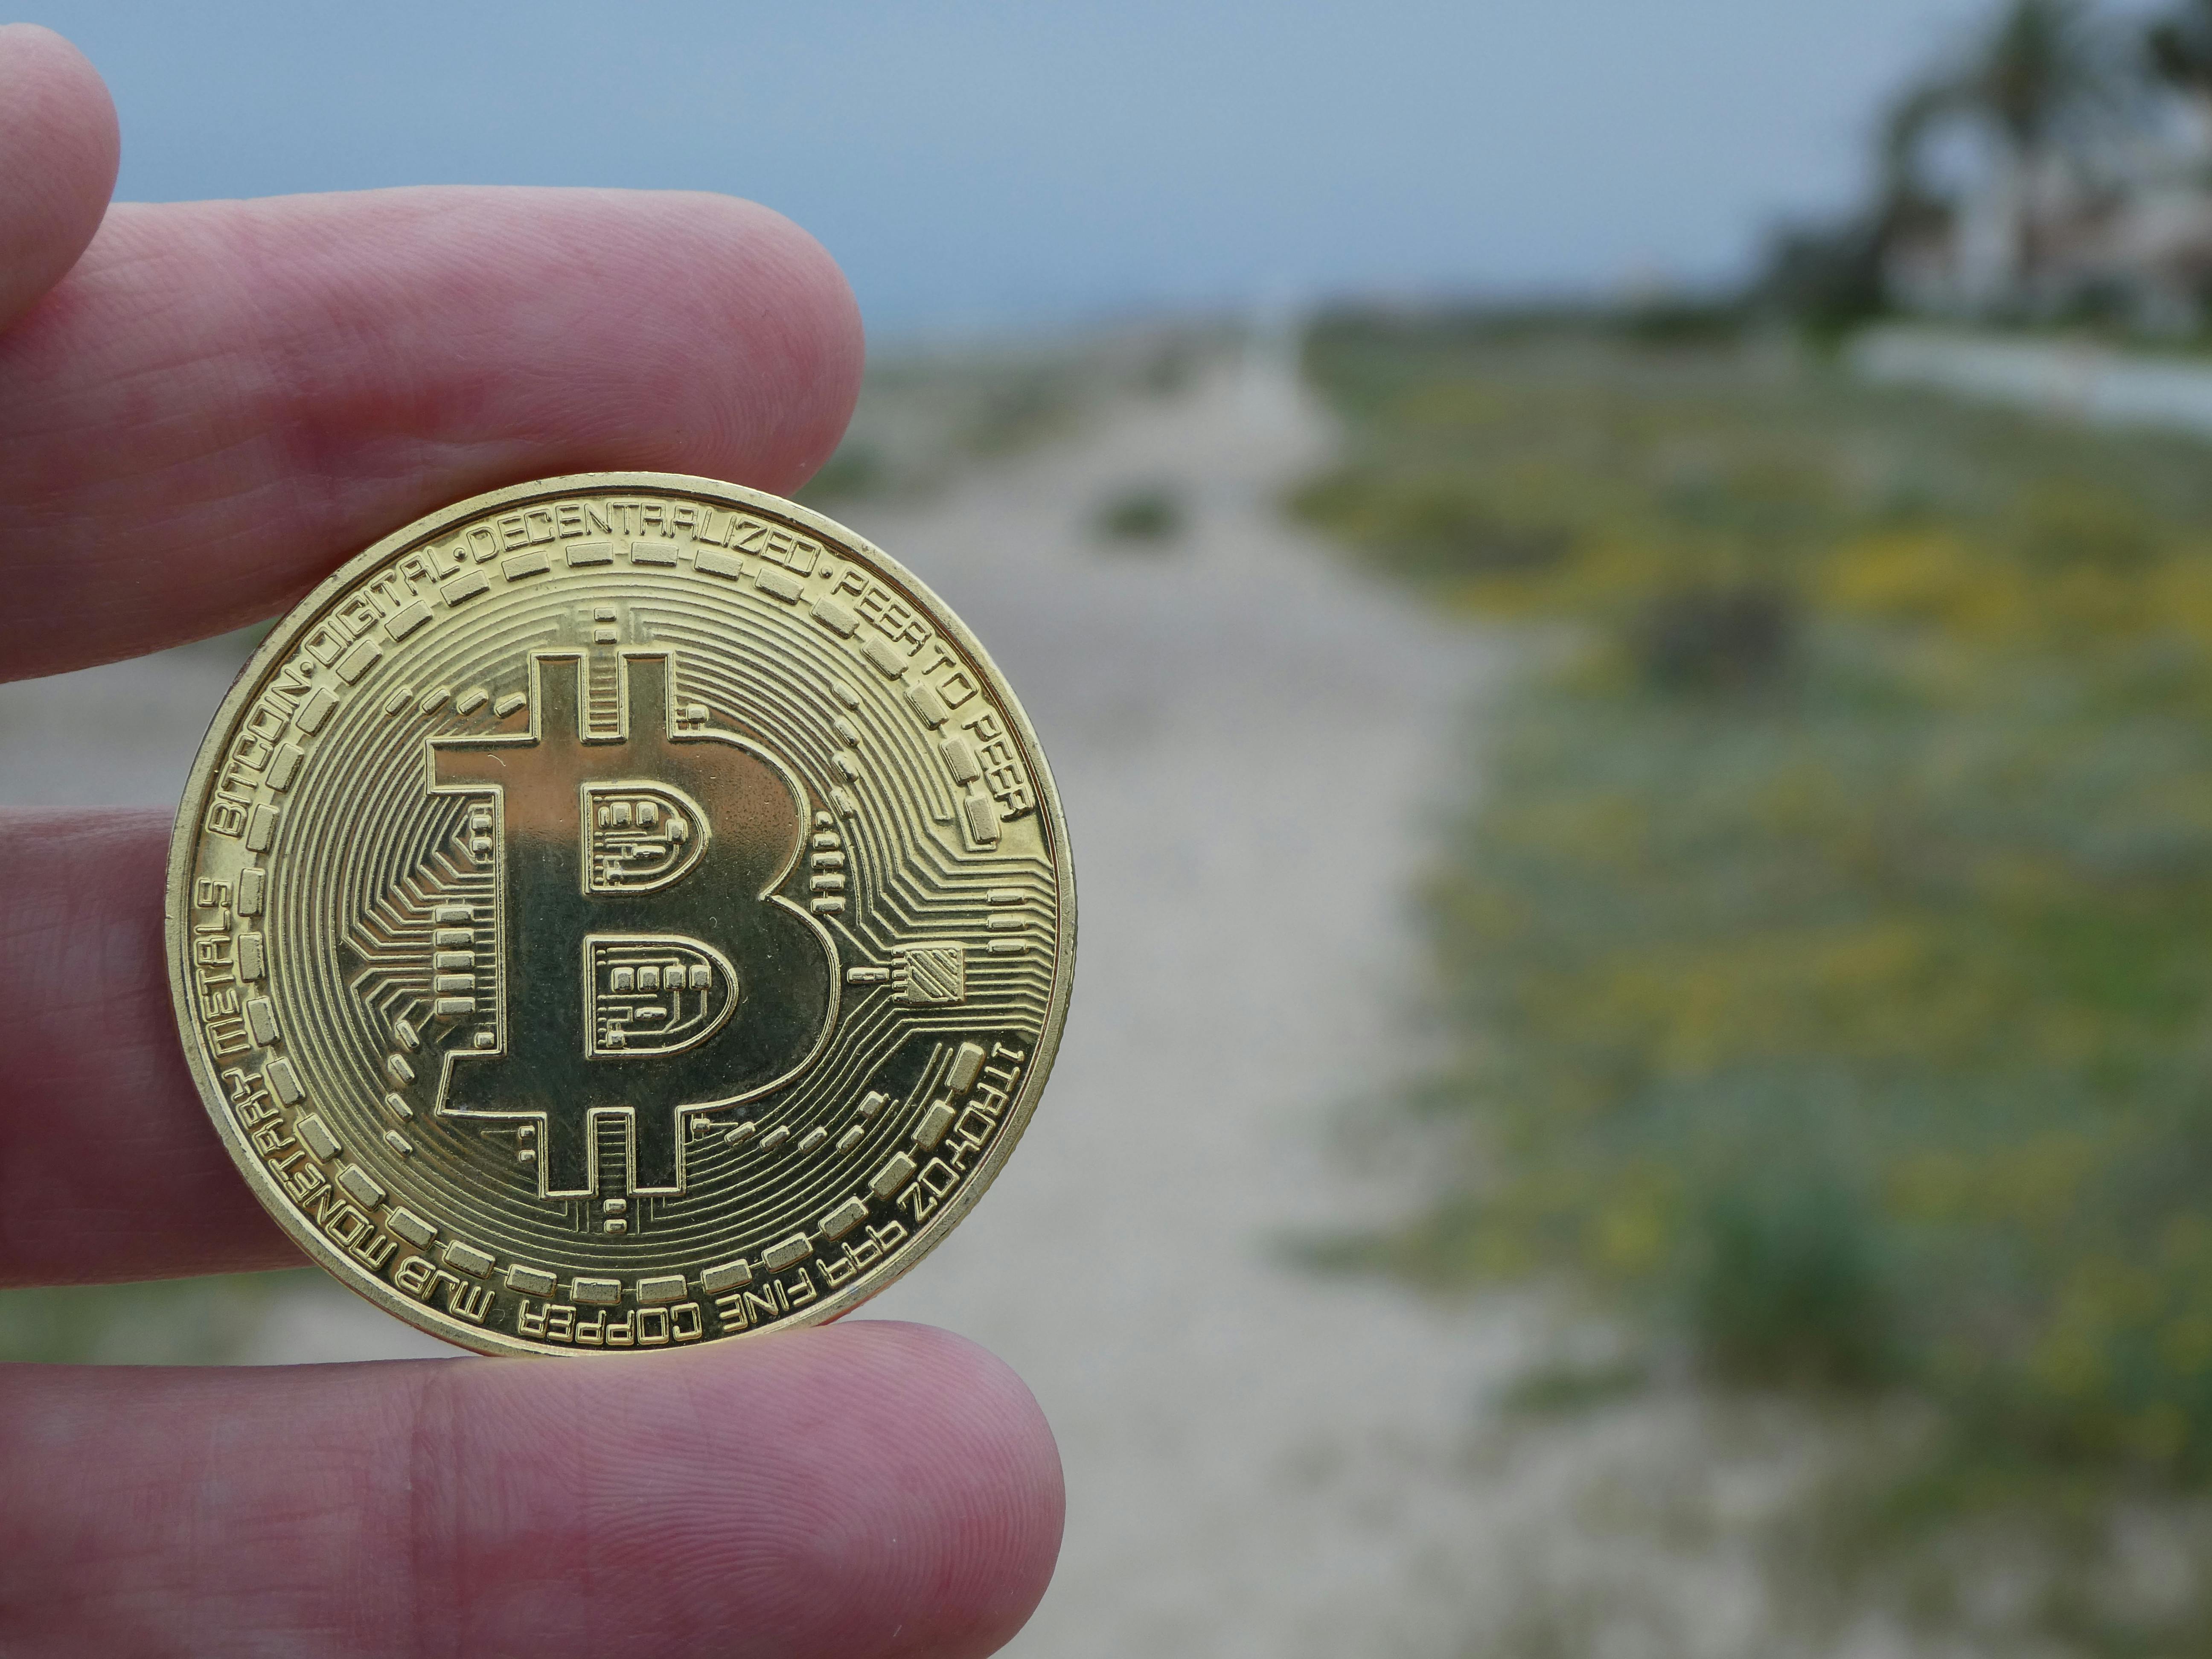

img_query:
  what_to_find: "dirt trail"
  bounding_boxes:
[2,361,1537,1656]
[847,363,1520,1659]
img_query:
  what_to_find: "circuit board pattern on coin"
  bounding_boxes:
[167,474,1074,1355]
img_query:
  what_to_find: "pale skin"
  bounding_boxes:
[0,24,1064,1657]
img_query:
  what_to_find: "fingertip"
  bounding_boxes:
[689,194,867,493]
[639,1322,1063,1657]
[817,1321,1067,1649]
[420,1323,1062,1657]
[0,24,119,333]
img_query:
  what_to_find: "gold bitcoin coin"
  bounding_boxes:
[165,474,1073,1355]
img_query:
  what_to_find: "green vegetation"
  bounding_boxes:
[0,1272,306,1365]
[1296,310,2212,1630]
[1093,483,1185,545]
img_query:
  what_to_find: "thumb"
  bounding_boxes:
[0,24,119,335]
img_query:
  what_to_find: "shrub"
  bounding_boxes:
[1094,484,1184,544]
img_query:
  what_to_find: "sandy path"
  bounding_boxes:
[1,361,1532,1656]
[845,364,1519,1658]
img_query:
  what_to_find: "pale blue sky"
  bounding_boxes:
[29,2,2146,333]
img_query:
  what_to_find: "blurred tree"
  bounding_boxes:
[2147,0,2212,100]
[1753,82,1966,338]
[1877,78,1970,224]
[1760,0,2122,329]
[1908,0,2113,308]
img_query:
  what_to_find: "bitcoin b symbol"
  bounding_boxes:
[428,651,838,1199]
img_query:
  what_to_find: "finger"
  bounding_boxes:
[0,25,117,334]
[0,184,863,681]
[0,809,299,1286]
[0,1322,1064,1658]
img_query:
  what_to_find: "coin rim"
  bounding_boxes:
[164,471,1077,1356]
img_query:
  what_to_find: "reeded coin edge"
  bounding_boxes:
[164,472,1076,1356]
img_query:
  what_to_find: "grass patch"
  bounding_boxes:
[0,1271,307,1364]
[1093,483,1185,545]
[1295,309,2212,1639]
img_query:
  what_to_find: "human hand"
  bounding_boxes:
[0,24,1062,1656]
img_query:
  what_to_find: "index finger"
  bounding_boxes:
[0,184,864,681]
